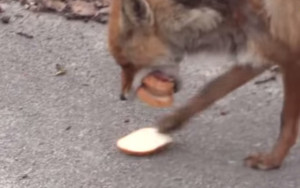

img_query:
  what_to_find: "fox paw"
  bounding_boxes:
[244,153,282,170]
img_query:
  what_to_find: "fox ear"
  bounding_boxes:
[121,0,154,27]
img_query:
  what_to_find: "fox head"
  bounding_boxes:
[108,0,226,100]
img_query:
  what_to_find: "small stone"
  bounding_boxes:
[65,126,72,131]
[20,174,29,179]
[55,64,67,76]
[1,16,10,24]
[220,111,229,116]
[16,32,34,39]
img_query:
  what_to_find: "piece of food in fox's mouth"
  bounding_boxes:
[137,87,173,107]
[143,74,174,96]
[117,127,173,156]
[137,73,175,107]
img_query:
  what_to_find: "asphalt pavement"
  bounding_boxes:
[1,2,300,188]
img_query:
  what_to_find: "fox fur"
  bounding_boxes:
[108,0,300,170]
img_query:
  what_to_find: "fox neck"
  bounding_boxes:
[157,0,266,60]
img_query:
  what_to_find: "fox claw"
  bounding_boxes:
[244,153,282,170]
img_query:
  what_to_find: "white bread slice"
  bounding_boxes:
[117,127,173,156]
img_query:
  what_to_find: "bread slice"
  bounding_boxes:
[137,87,173,107]
[117,127,173,156]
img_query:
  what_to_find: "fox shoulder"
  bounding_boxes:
[264,0,300,51]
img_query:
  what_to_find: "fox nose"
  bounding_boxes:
[120,94,127,101]
[120,90,134,101]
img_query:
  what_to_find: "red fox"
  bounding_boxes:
[108,0,300,170]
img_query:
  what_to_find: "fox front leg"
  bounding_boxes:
[157,65,268,133]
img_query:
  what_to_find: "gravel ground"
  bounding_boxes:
[1,2,300,188]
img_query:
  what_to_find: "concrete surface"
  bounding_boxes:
[1,2,300,188]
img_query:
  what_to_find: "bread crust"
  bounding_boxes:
[137,87,173,107]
